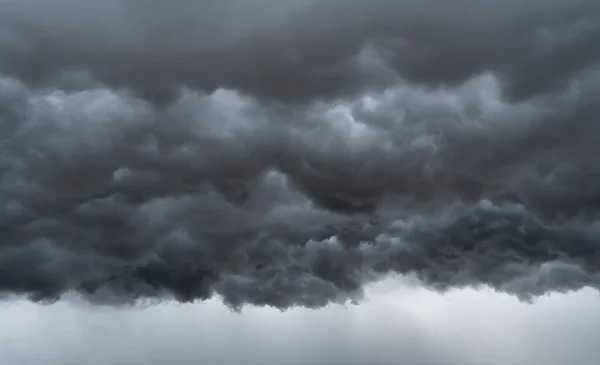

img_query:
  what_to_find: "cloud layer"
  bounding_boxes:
[1,0,600,309]
[2,0,599,103]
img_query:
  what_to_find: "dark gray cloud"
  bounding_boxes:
[0,0,600,309]
[0,0,599,103]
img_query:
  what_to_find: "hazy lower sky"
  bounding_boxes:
[1,0,600,363]
[2,280,600,365]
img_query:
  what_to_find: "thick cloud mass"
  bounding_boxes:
[0,0,600,309]
[2,0,600,103]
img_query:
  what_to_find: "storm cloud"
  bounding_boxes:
[0,0,600,309]
[1,0,600,103]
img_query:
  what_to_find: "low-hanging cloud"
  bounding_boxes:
[0,0,600,310]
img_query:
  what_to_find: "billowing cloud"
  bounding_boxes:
[0,0,600,310]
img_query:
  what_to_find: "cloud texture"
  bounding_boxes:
[1,0,600,309]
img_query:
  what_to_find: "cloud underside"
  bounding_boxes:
[1,0,600,309]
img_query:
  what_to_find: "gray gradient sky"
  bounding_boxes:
[2,281,600,365]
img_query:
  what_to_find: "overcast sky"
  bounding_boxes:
[2,280,600,365]
[1,0,600,364]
